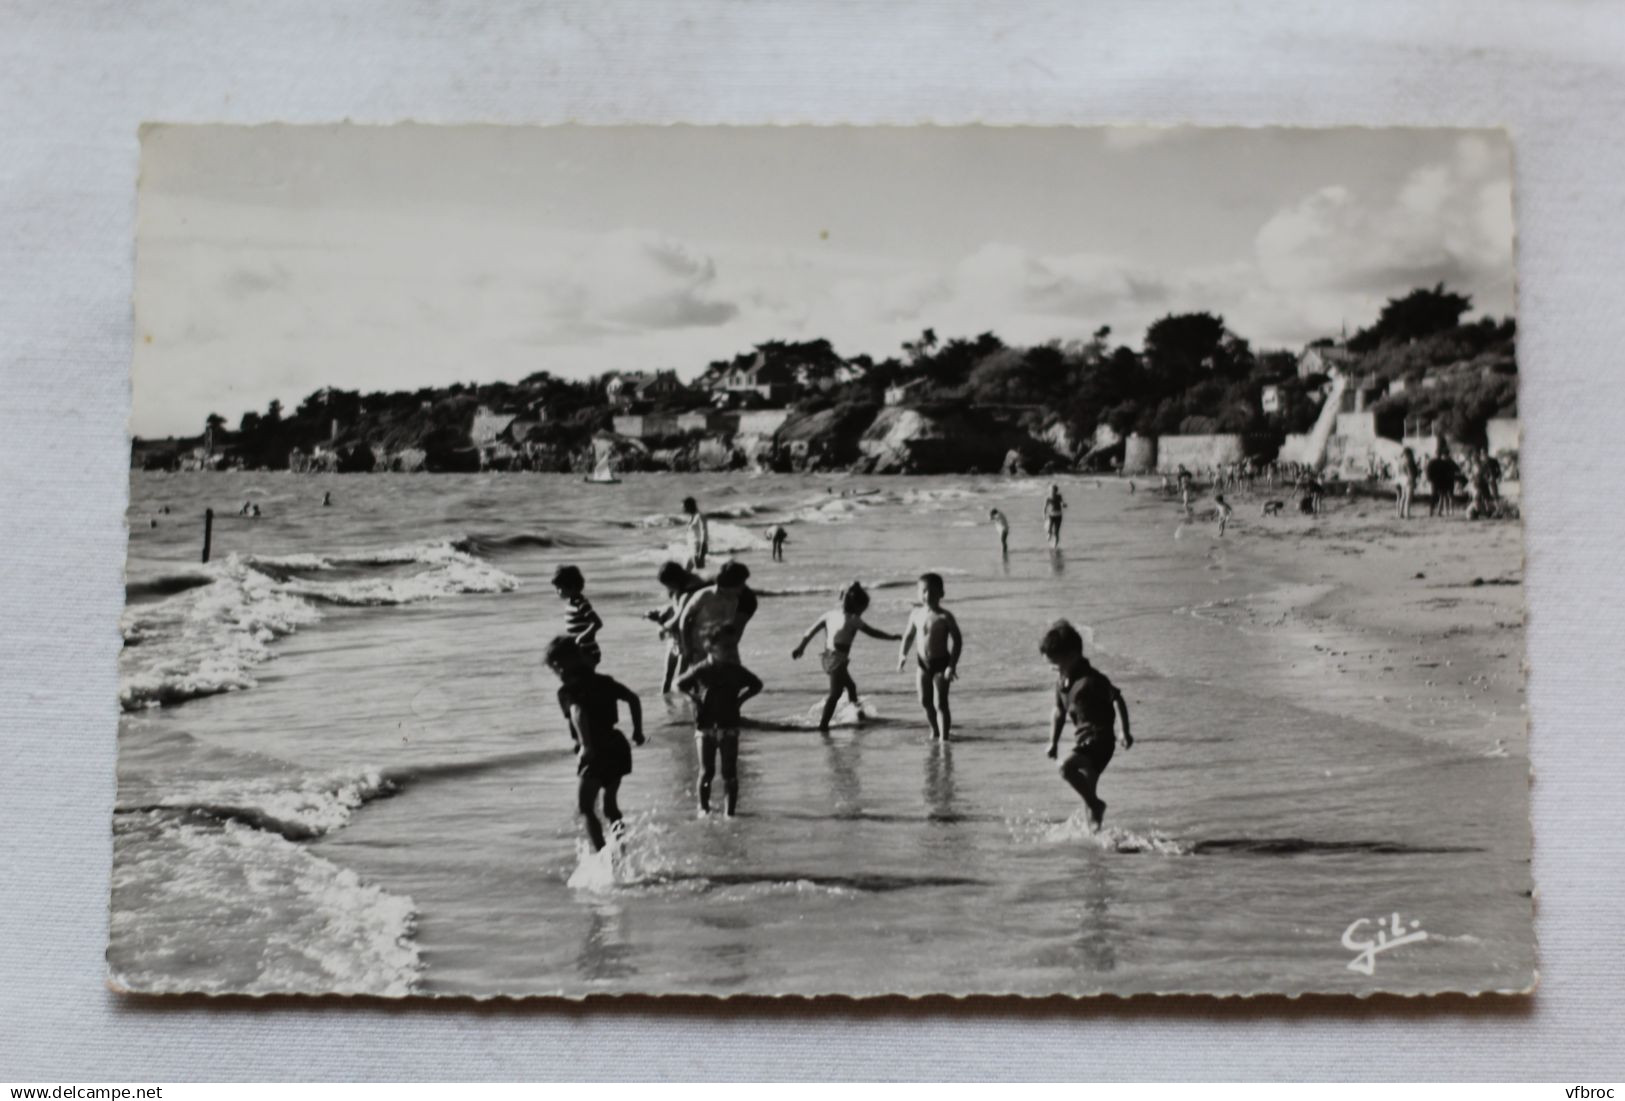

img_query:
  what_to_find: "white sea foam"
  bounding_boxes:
[1005,808,1192,855]
[119,540,519,711]
[148,768,394,840]
[109,813,421,998]
[278,545,518,606]
[119,556,323,711]
[790,495,886,525]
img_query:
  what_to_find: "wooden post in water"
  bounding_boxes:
[201,507,214,563]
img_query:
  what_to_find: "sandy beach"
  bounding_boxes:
[1192,487,1527,757]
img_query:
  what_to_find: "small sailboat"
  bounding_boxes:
[584,455,622,485]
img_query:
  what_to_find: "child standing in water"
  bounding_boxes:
[545,636,644,851]
[1043,486,1066,549]
[676,623,763,816]
[989,508,1010,555]
[791,581,902,733]
[897,572,963,741]
[1039,619,1132,831]
[552,565,603,669]
[682,496,709,570]
[1213,493,1234,537]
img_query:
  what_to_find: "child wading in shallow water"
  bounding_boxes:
[545,636,644,851]
[552,564,603,669]
[676,624,763,816]
[1039,619,1132,831]
[791,581,902,733]
[897,572,963,741]
[989,509,1010,555]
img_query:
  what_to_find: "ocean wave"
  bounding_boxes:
[119,540,519,711]
[125,571,216,602]
[452,530,590,556]
[279,554,517,606]
[119,557,323,711]
[789,495,887,525]
[123,768,396,841]
[109,812,421,998]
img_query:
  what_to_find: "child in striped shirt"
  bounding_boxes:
[553,565,603,669]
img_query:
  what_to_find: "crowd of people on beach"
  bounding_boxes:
[1153,440,1513,530]
[543,487,1132,853]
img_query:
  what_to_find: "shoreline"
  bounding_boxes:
[1177,490,1526,756]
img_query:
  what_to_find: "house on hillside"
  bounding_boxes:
[1260,384,1282,414]
[710,352,799,404]
[607,369,688,408]
[1298,343,1354,380]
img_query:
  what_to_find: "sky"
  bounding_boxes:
[132,124,1516,438]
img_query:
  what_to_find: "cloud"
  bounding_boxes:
[1253,136,1513,308]
[830,243,1169,333]
[534,228,739,334]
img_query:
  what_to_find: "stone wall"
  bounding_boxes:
[1154,434,1244,473]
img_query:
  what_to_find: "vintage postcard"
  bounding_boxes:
[115,125,1533,998]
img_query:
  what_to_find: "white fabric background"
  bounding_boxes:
[2,0,1622,1081]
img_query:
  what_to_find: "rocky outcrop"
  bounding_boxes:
[860,406,1061,475]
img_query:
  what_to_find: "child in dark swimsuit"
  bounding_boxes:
[792,581,901,733]
[897,572,963,741]
[545,636,644,851]
[676,623,763,816]
[1039,619,1132,831]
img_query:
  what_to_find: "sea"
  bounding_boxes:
[112,472,1534,998]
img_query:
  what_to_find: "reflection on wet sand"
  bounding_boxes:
[1075,858,1117,974]
[924,739,957,821]
[576,902,638,983]
[823,731,863,816]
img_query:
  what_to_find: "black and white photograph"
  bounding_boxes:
[114,124,1533,999]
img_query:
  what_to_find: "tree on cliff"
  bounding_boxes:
[1348,283,1473,352]
[901,328,938,364]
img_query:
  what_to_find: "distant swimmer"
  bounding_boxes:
[989,508,1010,555]
[1213,493,1233,537]
[552,564,603,670]
[1128,480,1136,495]
[159,505,171,515]
[1043,485,1066,550]
[250,503,262,518]
[676,621,762,817]
[239,501,252,516]
[322,491,332,507]
[545,635,643,852]
[792,581,902,734]
[682,495,709,570]
[770,525,789,562]
[1040,619,1133,832]
[897,572,963,741]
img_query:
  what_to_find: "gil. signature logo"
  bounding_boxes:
[1342,912,1428,975]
